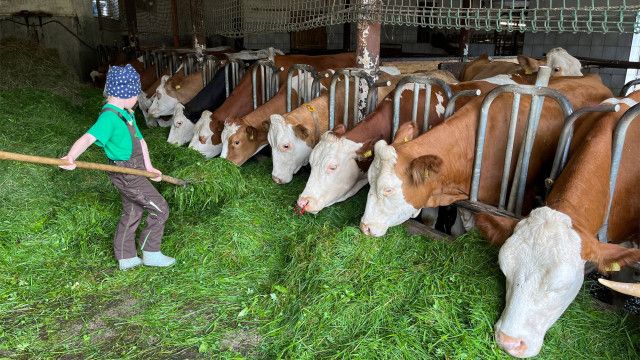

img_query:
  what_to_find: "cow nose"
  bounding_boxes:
[297,197,310,210]
[272,175,283,184]
[199,136,207,144]
[360,222,372,236]
[496,331,528,357]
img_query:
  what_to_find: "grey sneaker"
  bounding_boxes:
[142,251,176,267]
[118,256,143,270]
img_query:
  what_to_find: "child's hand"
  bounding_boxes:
[148,167,162,182]
[59,156,76,170]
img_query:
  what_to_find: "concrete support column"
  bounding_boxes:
[355,0,381,120]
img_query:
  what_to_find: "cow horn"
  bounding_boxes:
[598,278,640,297]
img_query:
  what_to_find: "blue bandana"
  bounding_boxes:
[105,64,141,99]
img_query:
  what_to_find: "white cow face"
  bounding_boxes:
[360,141,420,237]
[220,121,241,159]
[188,111,221,158]
[149,75,179,117]
[138,92,158,128]
[494,207,585,358]
[167,104,194,146]
[268,114,313,184]
[297,132,366,213]
[545,47,583,77]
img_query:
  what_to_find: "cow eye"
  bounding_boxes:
[383,187,395,196]
[553,67,560,72]
[282,144,291,151]
[156,92,161,99]
[327,164,337,172]
[234,140,240,146]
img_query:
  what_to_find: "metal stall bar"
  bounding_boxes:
[597,102,640,243]
[468,67,574,217]
[392,76,454,137]
[252,60,283,110]
[328,69,389,129]
[224,59,245,98]
[444,89,482,118]
[620,78,640,97]
[545,103,621,192]
[286,64,324,112]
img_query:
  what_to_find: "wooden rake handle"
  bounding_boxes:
[0,150,188,186]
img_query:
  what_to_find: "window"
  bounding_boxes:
[92,0,120,20]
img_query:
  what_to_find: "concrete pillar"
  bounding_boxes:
[355,0,381,120]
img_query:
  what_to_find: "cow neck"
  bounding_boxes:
[547,100,640,246]
[344,98,393,172]
[286,95,329,147]
[210,72,255,145]
[167,71,204,104]
[244,89,290,128]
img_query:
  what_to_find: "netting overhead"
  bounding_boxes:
[135,0,640,38]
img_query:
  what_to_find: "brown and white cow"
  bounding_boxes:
[210,53,357,161]
[459,48,583,82]
[148,68,203,117]
[475,92,640,358]
[359,74,612,237]
[268,70,402,184]
[296,73,530,214]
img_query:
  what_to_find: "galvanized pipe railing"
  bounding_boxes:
[545,103,621,192]
[392,76,454,137]
[469,66,574,217]
[286,64,326,112]
[444,89,482,118]
[328,69,390,129]
[224,59,244,98]
[597,102,640,243]
[252,60,283,110]
[619,78,640,97]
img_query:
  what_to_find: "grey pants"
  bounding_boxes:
[108,169,170,260]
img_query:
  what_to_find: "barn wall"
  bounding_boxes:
[0,0,123,81]
[522,31,635,95]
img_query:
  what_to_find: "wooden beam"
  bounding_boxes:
[171,0,180,47]
[403,220,453,241]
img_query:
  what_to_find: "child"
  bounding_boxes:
[60,64,175,270]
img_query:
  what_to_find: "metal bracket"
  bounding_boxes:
[286,64,326,112]
[252,59,283,110]
[620,78,640,97]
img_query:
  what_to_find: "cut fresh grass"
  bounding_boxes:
[0,42,638,359]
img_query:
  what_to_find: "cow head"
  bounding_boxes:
[138,92,158,128]
[220,117,269,165]
[297,126,372,213]
[268,114,316,184]
[517,47,582,77]
[476,207,640,358]
[149,75,179,117]
[360,141,425,236]
[167,103,195,146]
[188,111,221,158]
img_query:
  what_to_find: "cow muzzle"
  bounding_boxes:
[495,330,529,358]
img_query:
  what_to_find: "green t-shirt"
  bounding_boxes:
[87,104,144,161]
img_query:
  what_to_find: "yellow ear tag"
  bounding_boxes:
[249,134,254,140]
[175,85,181,90]
[362,150,372,158]
[403,136,409,143]
[305,104,315,112]
[605,262,621,272]
[524,69,533,75]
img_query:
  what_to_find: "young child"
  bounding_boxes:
[60,64,175,270]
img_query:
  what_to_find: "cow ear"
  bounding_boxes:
[293,124,310,140]
[406,154,443,185]
[332,123,347,136]
[478,53,489,61]
[246,126,258,141]
[581,235,640,273]
[517,55,540,75]
[355,136,380,160]
[475,212,518,246]
[392,122,418,145]
[262,119,271,132]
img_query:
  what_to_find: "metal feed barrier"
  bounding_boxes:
[286,64,328,113]
[328,69,391,129]
[459,66,576,218]
[392,76,454,137]
[597,102,640,243]
[620,78,640,97]
[252,59,283,110]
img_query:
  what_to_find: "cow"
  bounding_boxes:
[268,70,402,184]
[209,53,358,159]
[166,68,227,145]
[148,67,204,118]
[296,74,529,215]
[358,74,612,237]
[459,48,583,82]
[474,92,640,358]
[187,110,218,158]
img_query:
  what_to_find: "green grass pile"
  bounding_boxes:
[0,43,639,359]
[0,37,85,101]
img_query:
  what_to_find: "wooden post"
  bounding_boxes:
[458,0,471,61]
[171,0,180,47]
[189,0,206,49]
[123,0,138,47]
[355,0,381,119]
